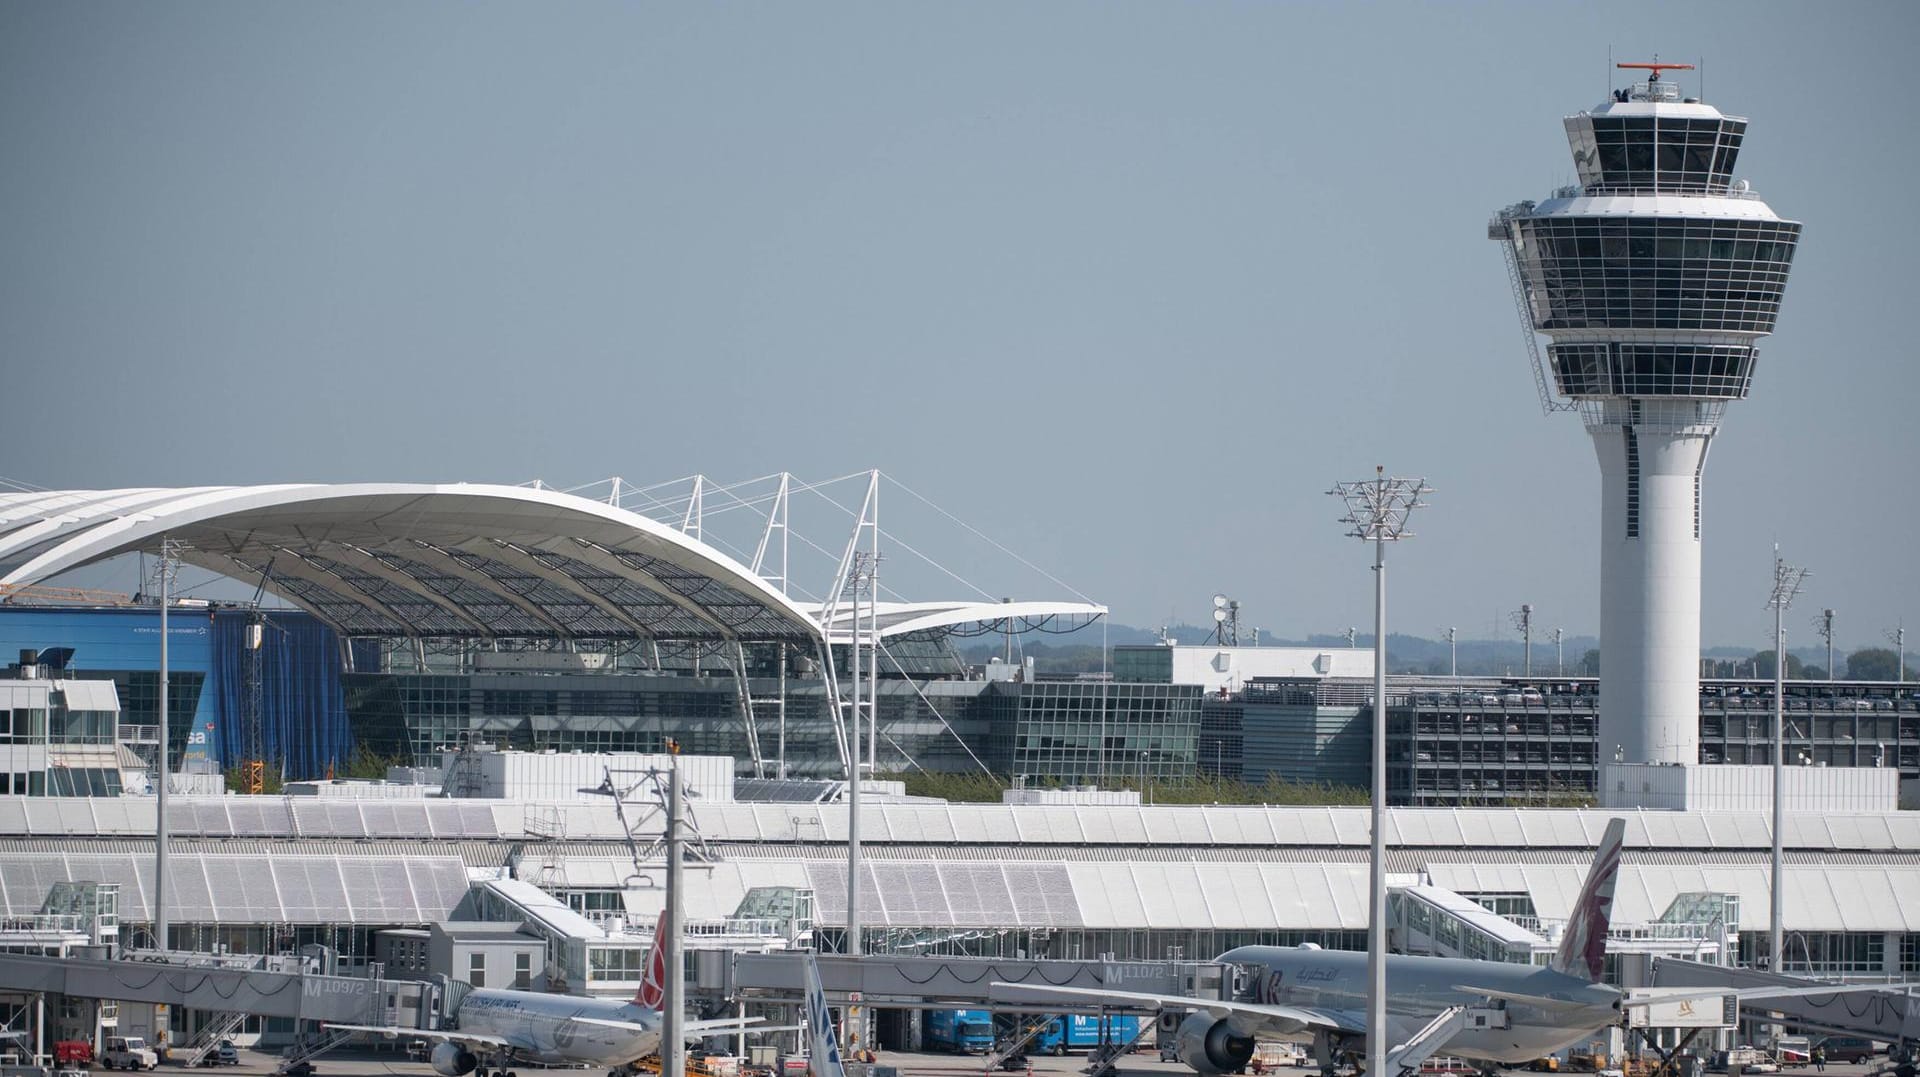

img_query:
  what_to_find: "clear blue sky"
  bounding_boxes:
[2,1,1914,652]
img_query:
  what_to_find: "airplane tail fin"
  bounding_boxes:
[1550,818,1626,982]
[635,910,668,1011]
[803,954,846,1077]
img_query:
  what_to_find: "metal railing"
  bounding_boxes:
[0,914,88,935]
[1544,181,1764,201]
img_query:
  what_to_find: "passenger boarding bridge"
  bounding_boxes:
[1390,884,1732,986]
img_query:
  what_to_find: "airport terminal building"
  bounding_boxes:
[1,483,1916,1050]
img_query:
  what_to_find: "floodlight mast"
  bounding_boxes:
[664,761,684,1077]
[152,538,177,953]
[1766,547,1808,971]
[1328,467,1430,1077]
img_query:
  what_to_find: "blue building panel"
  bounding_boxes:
[0,606,350,779]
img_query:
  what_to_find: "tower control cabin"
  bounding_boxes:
[1491,64,1801,767]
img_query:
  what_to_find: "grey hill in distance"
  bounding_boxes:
[964,622,1906,681]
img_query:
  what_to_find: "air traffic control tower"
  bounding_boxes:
[1490,63,1801,767]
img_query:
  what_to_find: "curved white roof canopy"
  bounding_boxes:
[813,599,1106,642]
[0,484,822,643]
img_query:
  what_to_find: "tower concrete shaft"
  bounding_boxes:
[1592,402,1712,763]
[1493,66,1799,766]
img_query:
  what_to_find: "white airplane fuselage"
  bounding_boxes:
[1224,947,1623,1065]
[456,990,661,1066]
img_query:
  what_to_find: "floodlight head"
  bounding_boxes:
[1329,473,1432,543]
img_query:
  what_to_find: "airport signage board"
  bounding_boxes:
[1626,990,1738,1029]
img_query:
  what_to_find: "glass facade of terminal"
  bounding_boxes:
[1202,678,1368,789]
[345,672,1198,783]
[996,680,1201,782]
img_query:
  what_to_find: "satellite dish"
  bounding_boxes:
[1213,609,1228,623]
[1213,594,1229,610]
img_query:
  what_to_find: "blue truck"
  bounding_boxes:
[926,1010,996,1054]
[1007,1014,1144,1056]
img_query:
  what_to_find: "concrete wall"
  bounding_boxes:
[462,751,736,802]
[428,924,544,991]
[1600,762,1899,811]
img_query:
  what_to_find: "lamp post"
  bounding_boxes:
[151,537,183,954]
[663,761,684,1077]
[1329,467,1430,1077]
[1766,547,1808,970]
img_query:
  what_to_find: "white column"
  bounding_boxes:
[1592,414,1710,765]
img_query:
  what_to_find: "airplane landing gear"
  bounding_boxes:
[1313,1030,1339,1077]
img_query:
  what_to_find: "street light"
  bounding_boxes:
[1766,546,1809,971]
[1329,467,1430,1077]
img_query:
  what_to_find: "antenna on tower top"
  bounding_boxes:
[1617,60,1696,82]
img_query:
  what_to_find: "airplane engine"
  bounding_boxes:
[429,1043,478,1077]
[1174,1012,1255,1076]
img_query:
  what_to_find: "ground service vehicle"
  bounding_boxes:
[102,1038,159,1071]
[925,1011,994,1054]
[1774,1037,1811,1067]
[1025,1015,1144,1055]
[1709,1048,1777,1074]
[1815,1039,1877,1064]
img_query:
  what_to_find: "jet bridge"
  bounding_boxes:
[714,951,1232,1011]
[0,950,437,1027]
[1651,958,1920,1045]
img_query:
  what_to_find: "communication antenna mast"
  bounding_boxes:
[1444,627,1458,678]
[1510,604,1535,678]
[1765,547,1810,973]
[1888,621,1907,683]
[1552,627,1565,677]
[1211,594,1240,647]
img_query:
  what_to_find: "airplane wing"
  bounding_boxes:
[690,1016,767,1034]
[324,1024,518,1051]
[569,1015,765,1035]
[989,981,1361,1037]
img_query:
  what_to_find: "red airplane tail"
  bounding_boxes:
[635,911,667,1010]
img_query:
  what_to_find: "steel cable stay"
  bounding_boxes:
[878,642,994,777]
[880,472,1097,604]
